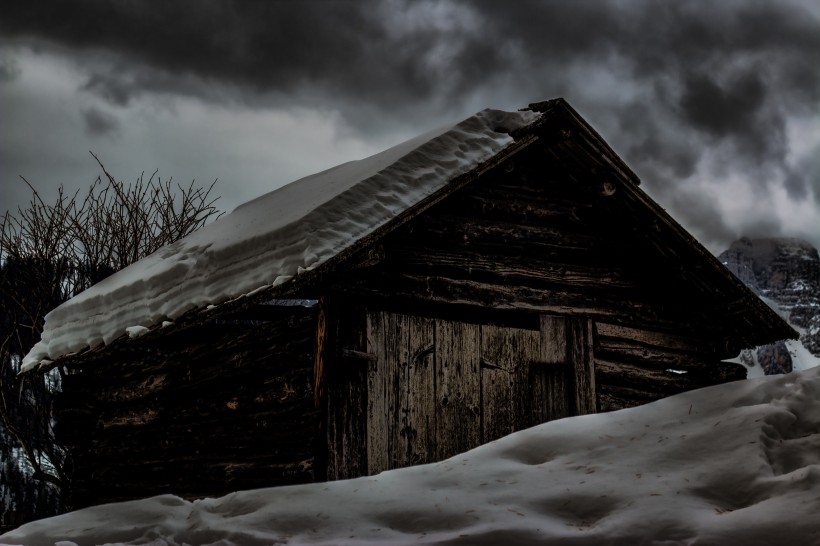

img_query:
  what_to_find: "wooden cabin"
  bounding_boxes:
[45,98,794,508]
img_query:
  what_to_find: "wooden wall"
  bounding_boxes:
[334,146,746,412]
[52,137,752,505]
[54,306,318,508]
[593,322,746,410]
[325,308,596,480]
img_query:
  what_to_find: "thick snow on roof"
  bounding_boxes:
[4,365,820,545]
[22,108,539,372]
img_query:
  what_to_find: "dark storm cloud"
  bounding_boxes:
[82,72,134,107]
[0,0,436,105]
[3,1,817,116]
[666,189,741,247]
[0,53,21,83]
[679,70,765,146]
[2,0,818,246]
[82,107,120,137]
[473,2,818,162]
[467,0,820,244]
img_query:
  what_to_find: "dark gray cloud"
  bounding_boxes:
[1,0,818,250]
[82,107,120,137]
[3,1,817,120]
[82,72,134,107]
[0,53,21,83]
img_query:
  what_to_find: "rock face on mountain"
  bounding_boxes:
[719,237,820,374]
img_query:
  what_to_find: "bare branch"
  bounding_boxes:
[1,154,222,508]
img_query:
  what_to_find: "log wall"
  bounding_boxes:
[53,133,753,505]
[334,147,745,412]
[54,306,318,508]
[593,322,746,410]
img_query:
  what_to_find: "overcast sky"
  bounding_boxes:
[1,0,818,254]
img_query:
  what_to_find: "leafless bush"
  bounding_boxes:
[0,154,222,503]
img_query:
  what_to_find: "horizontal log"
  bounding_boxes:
[594,339,716,369]
[597,389,655,412]
[341,272,697,334]
[416,204,606,238]
[595,359,700,395]
[72,458,316,507]
[86,426,318,466]
[596,382,666,404]
[387,246,639,291]
[425,190,595,224]
[595,322,705,354]
[95,398,317,433]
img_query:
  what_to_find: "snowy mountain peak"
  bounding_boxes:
[719,237,820,375]
[721,237,820,294]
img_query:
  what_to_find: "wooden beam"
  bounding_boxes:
[313,296,331,410]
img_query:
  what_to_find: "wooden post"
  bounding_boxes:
[314,296,329,410]
[313,295,331,482]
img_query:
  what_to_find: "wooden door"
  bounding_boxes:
[362,310,595,476]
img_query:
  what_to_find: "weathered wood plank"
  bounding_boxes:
[411,213,605,258]
[529,363,571,425]
[454,189,595,226]
[532,315,571,424]
[386,312,410,470]
[513,328,540,429]
[327,367,367,480]
[366,310,388,475]
[568,317,596,415]
[480,324,514,444]
[313,296,330,409]
[595,359,701,395]
[540,315,567,365]
[595,322,706,354]
[435,319,480,461]
[407,315,436,466]
[325,304,369,481]
[480,324,540,442]
[597,384,666,412]
[594,325,734,372]
[391,247,639,290]
[344,271,703,336]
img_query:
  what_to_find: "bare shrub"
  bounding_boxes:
[0,154,222,512]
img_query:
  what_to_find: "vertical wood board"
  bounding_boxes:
[540,315,567,365]
[386,312,410,470]
[435,319,481,461]
[569,317,597,415]
[480,325,539,443]
[406,315,436,466]
[365,310,388,475]
[326,301,368,481]
[529,364,571,425]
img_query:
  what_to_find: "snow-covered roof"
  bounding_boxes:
[22,107,540,371]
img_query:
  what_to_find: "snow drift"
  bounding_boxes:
[4,366,820,545]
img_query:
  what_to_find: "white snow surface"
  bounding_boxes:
[4,367,820,546]
[21,108,539,372]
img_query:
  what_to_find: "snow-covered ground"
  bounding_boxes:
[4,364,820,546]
